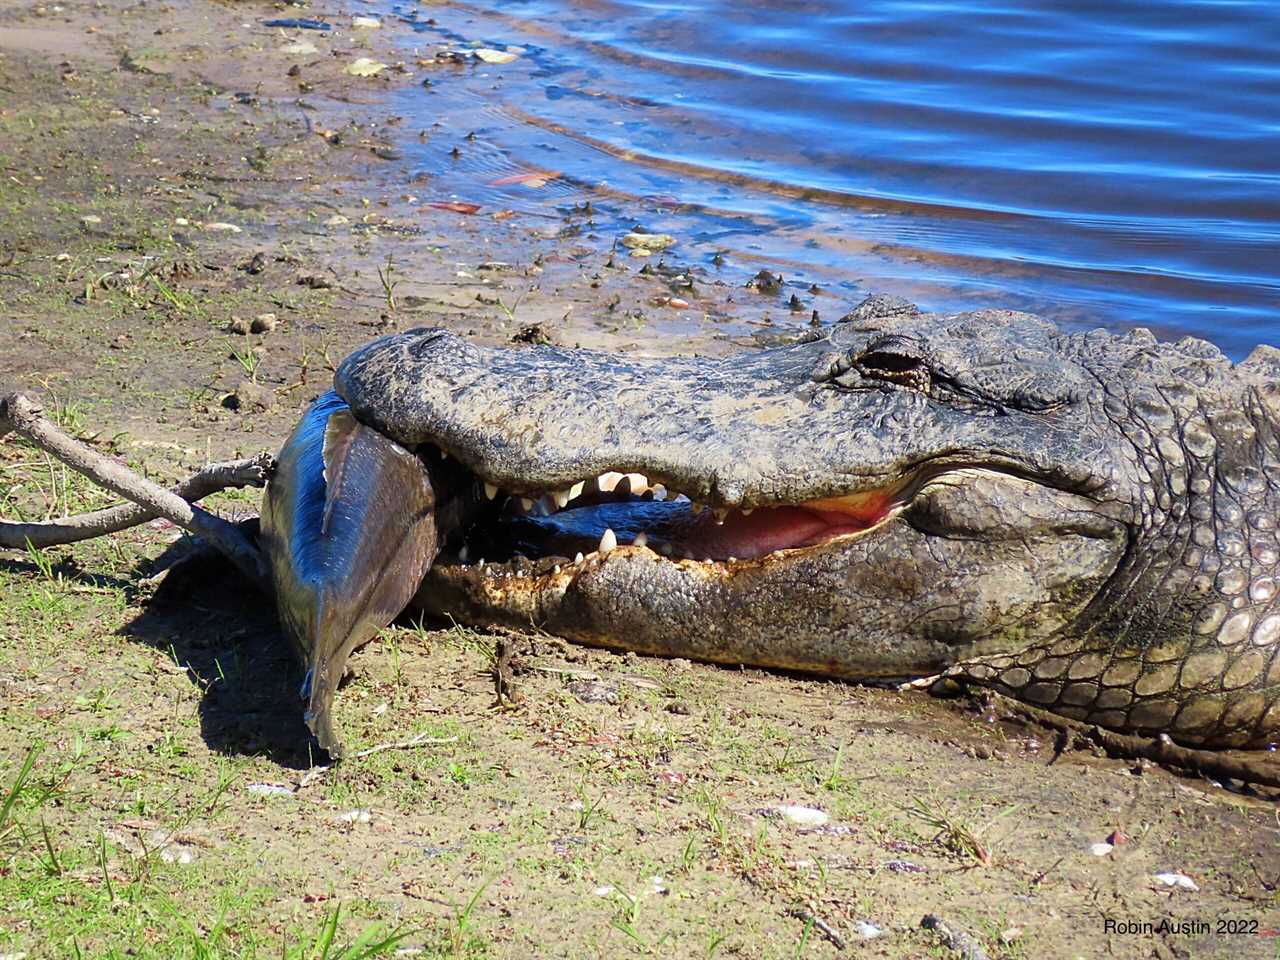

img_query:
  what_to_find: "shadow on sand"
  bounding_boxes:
[119,544,320,769]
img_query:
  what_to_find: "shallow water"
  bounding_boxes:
[398,0,1280,356]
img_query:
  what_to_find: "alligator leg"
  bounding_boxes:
[259,392,439,758]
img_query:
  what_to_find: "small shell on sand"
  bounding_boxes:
[1152,872,1199,891]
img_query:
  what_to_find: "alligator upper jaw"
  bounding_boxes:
[335,327,1107,509]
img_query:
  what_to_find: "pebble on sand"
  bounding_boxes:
[246,783,295,797]
[775,804,828,827]
[621,232,676,253]
[346,58,388,77]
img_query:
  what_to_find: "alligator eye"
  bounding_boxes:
[855,342,931,391]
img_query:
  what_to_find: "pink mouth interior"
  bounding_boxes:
[505,489,899,563]
[677,495,896,560]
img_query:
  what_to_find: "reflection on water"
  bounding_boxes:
[397,0,1280,356]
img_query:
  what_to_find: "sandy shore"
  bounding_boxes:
[1,2,1278,958]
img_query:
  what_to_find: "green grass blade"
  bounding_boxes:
[0,741,43,839]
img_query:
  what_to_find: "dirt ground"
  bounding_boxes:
[0,2,1277,958]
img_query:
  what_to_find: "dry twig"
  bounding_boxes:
[349,732,459,760]
[0,452,273,549]
[788,909,846,951]
[0,391,270,584]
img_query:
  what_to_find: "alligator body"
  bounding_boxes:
[262,297,1280,754]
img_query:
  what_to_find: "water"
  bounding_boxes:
[397,0,1280,357]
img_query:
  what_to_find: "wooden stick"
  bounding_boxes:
[0,392,269,585]
[0,452,273,548]
[788,909,846,951]
[349,732,459,760]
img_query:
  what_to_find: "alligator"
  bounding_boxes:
[260,295,1280,756]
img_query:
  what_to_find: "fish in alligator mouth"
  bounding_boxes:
[259,295,1280,757]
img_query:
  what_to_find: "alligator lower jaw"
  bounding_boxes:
[430,452,907,575]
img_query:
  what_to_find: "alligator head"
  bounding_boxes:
[268,296,1280,753]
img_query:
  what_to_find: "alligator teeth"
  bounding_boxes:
[520,497,535,512]
[552,564,561,574]
[633,532,648,548]
[599,528,617,554]
[574,551,585,564]
[649,484,667,501]
[553,489,571,509]
[597,471,623,493]
[623,473,648,496]
[483,482,498,500]
[458,545,470,562]
[741,507,753,516]
[568,480,585,502]
[713,508,728,523]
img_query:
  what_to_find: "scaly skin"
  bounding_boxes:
[319,296,1280,749]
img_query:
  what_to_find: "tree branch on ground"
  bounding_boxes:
[0,391,272,585]
[0,452,273,549]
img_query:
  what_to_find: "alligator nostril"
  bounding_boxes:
[406,328,453,359]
